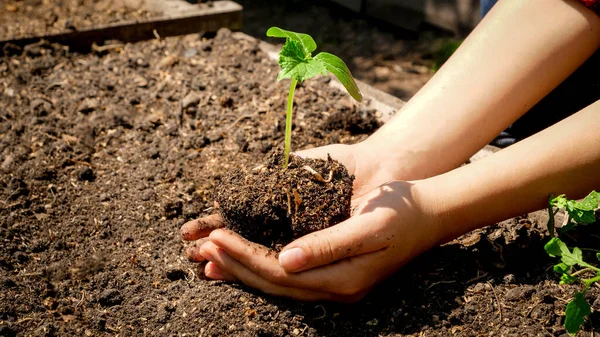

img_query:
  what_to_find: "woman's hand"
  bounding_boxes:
[180,141,415,266]
[180,141,445,301]
[195,180,442,302]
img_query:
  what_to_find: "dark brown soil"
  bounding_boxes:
[0,0,156,41]
[0,28,599,337]
[215,150,353,248]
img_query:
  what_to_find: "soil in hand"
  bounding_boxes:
[215,149,354,248]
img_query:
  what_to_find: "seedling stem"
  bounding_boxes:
[266,27,362,170]
[283,79,298,168]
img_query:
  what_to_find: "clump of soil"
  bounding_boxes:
[215,149,354,248]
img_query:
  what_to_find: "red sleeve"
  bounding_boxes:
[580,0,600,14]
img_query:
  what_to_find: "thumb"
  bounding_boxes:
[278,213,390,273]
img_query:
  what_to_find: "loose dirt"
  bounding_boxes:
[1,27,599,337]
[0,0,156,41]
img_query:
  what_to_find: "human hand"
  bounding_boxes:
[195,180,441,301]
[181,143,443,301]
[180,141,396,264]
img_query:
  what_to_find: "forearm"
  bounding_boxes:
[365,0,600,179]
[420,100,600,244]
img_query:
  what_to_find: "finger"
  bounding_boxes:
[180,214,225,241]
[206,232,390,298]
[185,238,210,262]
[278,212,391,273]
[207,229,374,293]
[200,241,336,301]
[204,261,238,282]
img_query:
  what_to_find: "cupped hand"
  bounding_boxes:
[180,143,442,301]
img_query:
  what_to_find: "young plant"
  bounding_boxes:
[266,27,362,168]
[547,190,600,236]
[545,190,600,335]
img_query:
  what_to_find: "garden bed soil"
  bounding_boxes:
[1,29,599,337]
[0,0,156,41]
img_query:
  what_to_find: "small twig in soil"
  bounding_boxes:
[153,29,161,40]
[301,166,334,183]
[186,268,196,283]
[283,187,292,215]
[426,280,456,291]
[525,299,543,318]
[466,271,489,284]
[37,131,61,142]
[314,305,327,319]
[74,291,86,309]
[67,159,94,168]
[91,42,124,53]
[19,272,44,277]
[227,113,254,132]
[292,189,302,214]
[487,282,503,323]
[570,267,596,277]
[300,323,309,335]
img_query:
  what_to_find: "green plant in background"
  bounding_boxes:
[266,27,362,169]
[545,190,600,335]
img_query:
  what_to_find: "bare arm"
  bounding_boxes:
[423,99,600,244]
[363,0,600,179]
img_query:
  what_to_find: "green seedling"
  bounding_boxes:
[547,190,600,236]
[266,27,362,168]
[545,190,600,335]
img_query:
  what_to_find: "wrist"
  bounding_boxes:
[411,175,472,247]
[358,133,441,181]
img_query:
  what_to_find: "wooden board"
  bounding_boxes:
[0,0,242,52]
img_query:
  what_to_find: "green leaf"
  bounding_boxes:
[314,52,362,102]
[276,40,327,82]
[552,191,599,226]
[553,262,570,274]
[560,273,577,284]
[544,238,586,267]
[545,238,570,258]
[596,252,600,262]
[578,190,600,210]
[550,194,569,209]
[564,291,591,335]
[266,27,317,54]
[563,247,584,266]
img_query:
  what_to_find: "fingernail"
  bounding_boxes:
[279,248,307,271]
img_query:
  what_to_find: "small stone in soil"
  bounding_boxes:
[505,285,536,302]
[166,268,187,281]
[182,92,201,109]
[98,289,123,307]
[76,167,95,181]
